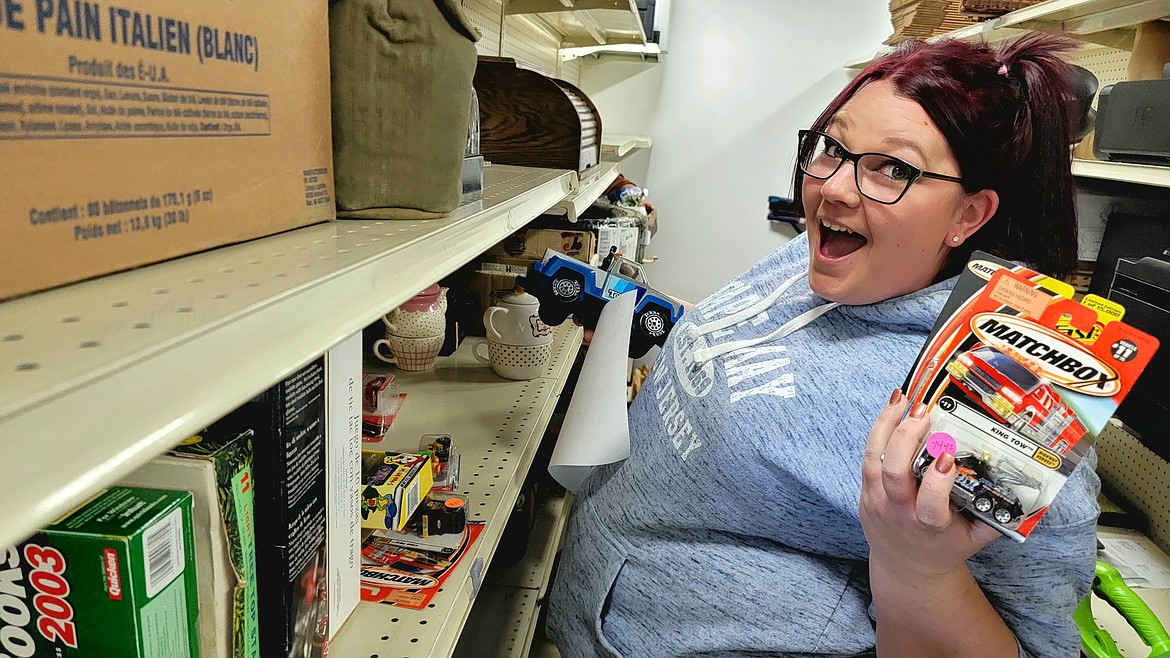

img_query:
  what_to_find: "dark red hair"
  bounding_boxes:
[794,33,1080,278]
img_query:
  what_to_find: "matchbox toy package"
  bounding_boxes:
[904,252,1159,541]
[1,487,199,657]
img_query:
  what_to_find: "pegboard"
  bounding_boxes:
[1068,45,1132,102]
[1096,421,1170,555]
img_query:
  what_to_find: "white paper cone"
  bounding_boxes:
[548,291,636,492]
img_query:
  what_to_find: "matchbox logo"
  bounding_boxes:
[970,313,1121,396]
[359,567,438,590]
[967,259,1003,281]
[104,548,122,600]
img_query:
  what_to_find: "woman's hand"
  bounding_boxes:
[859,389,1002,579]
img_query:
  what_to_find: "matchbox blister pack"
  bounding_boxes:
[904,252,1159,541]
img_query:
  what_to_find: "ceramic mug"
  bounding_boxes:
[383,285,448,338]
[374,334,445,371]
[473,340,551,380]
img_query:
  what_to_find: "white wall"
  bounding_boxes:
[579,0,891,304]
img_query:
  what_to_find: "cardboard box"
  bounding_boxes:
[325,334,362,640]
[2,487,199,657]
[0,0,334,299]
[486,228,596,262]
[118,429,260,658]
[360,451,433,531]
[218,358,328,657]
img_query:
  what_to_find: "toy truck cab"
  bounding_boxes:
[520,250,685,357]
[946,343,1086,455]
[950,452,1025,525]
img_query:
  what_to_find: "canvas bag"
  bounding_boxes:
[330,0,480,218]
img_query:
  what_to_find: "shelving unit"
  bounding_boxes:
[506,0,647,48]
[845,0,1170,69]
[328,323,583,658]
[550,161,621,221]
[601,134,653,159]
[1071,158,1170,187]
[0,163,575,551]
[453,488,573,658]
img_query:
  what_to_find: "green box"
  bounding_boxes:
[1,487,200,657]
[120,429,260,658]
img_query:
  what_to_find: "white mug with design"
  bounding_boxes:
[474,339,551,380]
[374,334,445,371]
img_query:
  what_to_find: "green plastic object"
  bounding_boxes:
[1077,561,1170,658]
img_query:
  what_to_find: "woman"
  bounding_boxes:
[547,33,1098,658]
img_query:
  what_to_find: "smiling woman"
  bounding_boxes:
[547,32,1096,658]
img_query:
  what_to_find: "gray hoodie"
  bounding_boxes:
[547,235,1099,657]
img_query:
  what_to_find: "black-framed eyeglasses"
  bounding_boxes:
[797,130,964,205]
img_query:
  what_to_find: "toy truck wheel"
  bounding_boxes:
[973,495,994,514]
[993,506,1015,524]
[629,305,674,359]
[538,271,586,326]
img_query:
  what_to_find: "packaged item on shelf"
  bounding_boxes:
[1,487,199,657]
[361,373,406,442]
[420,434,460,492]
[486,228,597,262]
[360,450,433,531]
[215,358,330,658]
[0,0,334,300]
[904,253,1159,541]
[359,522,485,610]
[325,334,362,640]
[409,492,469,537]
[119,429,259,658]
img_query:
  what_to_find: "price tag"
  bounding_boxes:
[926,431,957,458]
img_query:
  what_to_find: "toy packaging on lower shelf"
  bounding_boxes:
[360,450,433,531]
[359,520,485,610]
[419,434,460,492]
[904,253,1159,541]
[1,487,200,657]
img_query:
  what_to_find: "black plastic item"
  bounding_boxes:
[636,0,656,43]
[1094,64,1170,165]
[767,195,806,233]
[439,280,480,354]
[1066,65,1098,144]
[1104,256,1170,461]
[492,480,537,568]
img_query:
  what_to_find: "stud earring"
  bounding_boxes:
[952,235,961,243]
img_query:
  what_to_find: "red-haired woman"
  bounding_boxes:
[548,33,1095,658]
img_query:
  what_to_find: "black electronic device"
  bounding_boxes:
[1105,256,1170,461]
[1094,63,1170,165]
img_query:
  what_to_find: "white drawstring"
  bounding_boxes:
[687,270,839,364]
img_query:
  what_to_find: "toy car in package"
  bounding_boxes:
[904,252,1159,541]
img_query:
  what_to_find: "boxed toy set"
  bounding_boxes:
[904,253,1159,541]
[1,487,199,657]
[118,428,259,658]
[360,450,433,531]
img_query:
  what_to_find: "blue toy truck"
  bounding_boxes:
[518,249,685,358]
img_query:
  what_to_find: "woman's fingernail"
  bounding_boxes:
[934,452,955,474]
[888,388,903,405]
[910,402,928,419]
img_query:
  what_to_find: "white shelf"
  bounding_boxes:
[1072,158,1170,187]
[601,134,653,159]
[453,489,573,658]
[550,161,621,221]
[0,164,575,551]
[847,0,1170,69]
[507,0,647,49]
[329,323,583,658]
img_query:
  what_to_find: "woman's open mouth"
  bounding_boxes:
[817,218,868,260]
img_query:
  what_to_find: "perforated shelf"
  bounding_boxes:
[0,164,575,551]
[328,323,582,658]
